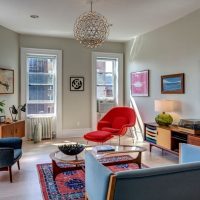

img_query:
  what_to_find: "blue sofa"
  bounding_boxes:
[85,144,200,200]
[0,137,22,182]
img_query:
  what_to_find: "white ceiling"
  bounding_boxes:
[0,0,200,41]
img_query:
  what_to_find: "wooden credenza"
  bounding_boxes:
[144,122,200,155]
[0,120,25,138]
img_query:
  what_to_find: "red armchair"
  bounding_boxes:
[97,107,137,144]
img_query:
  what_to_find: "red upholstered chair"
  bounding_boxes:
[97,107,137,144]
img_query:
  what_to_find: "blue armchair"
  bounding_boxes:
[0,137,22,182]
[85,144,200,200]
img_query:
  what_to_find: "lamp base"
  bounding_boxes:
[155,113,173,126]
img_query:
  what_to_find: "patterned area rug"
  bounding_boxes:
[37,157,148,200]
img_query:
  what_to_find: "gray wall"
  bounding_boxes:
[125,9,200,124]
[20,35,124,129]
[0,26,19,116]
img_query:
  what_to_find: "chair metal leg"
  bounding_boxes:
[134,126,139,141]
[8,166,12,183]
[17,160,20,170]
[130,127,138,144]
[118,136,121,145]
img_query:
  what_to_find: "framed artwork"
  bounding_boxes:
[131,70,149,96]
[0,68,14,94]
[70,77,84,91]
[161,73,184,94]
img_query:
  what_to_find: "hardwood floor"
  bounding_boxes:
[0,136,178,200]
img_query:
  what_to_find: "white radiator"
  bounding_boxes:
[27,116,54,140]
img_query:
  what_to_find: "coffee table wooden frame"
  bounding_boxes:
[50,145,146,180]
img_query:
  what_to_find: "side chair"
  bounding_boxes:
[0,137,22,182]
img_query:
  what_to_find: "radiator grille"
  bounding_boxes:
[27,116,54,139]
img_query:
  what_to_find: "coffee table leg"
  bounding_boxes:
[133,152,142,168]
[52,160,61,181]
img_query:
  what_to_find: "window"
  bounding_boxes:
[96,58,117,100]
[26,55,56,116]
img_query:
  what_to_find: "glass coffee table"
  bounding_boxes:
[50,144,146,180]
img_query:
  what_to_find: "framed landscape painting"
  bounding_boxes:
[161,73,184,94]
[0,68,14,94]
[131,70,149,96]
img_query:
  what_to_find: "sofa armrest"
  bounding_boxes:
[0,148,14,168]
[97,121,111,130]
[85,151,113,200]
[0,137,22,149]
[180,143,200,164]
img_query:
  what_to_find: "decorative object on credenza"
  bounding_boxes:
[161,73,184,94]
[58,143,85,160]
[0,68,14,94]
[154,100,177,126]
[9,104,26,121]
[131,70,149,97]
[178,119,200,134]
[70,77,84,91]
[74,0,110,48]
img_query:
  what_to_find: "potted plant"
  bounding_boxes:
[0,100,5,123]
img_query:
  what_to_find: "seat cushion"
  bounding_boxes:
[84,131,113,143]
[101,127,120,133]
[14,149,22,161]
[112,116,128,129]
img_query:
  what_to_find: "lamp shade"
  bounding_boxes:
[155,100,176,113]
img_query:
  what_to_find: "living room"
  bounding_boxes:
[1,0,200,200]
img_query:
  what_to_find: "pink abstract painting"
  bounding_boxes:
[131,70,149,96]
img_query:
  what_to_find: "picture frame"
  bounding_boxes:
[131,70,149,97]
[161,73,185,94]
[70,77,84,91]
[0,68,14,94]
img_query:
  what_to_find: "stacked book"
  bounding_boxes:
[92,145,115,153]
[146,125,157,144]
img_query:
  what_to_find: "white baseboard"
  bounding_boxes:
[59,128,92,138]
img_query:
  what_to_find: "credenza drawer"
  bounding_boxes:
[188,135,200,146]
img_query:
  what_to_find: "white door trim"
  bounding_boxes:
[91,52,123,130]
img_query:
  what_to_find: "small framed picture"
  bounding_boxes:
[161,73,184,94]
[0,68,14,94]
[70,77,84,91]
[131,70,149,96]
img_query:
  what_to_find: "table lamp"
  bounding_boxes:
[154,100,176,126]
[9,104,26,121]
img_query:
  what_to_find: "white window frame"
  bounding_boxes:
[26,54,57,117]
[91,52,123,130]
[96,58,116,101]
[21,48,62,137]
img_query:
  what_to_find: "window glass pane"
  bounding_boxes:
[97,86,106,99]
[29,74,54,84]
[27,55,56,116]
[96,60,105,72]
[105,74,113,85]
[97,86,114,99]
[97,73,105,85]
[28,103,54,115]
[105,61,113,72]
[28,57,55,73]
[29,85,54,101]
[105,86,113,97]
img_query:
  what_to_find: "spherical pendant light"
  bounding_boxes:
[74,1,110,48]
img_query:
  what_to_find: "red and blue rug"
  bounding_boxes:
[37,156,147,200]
